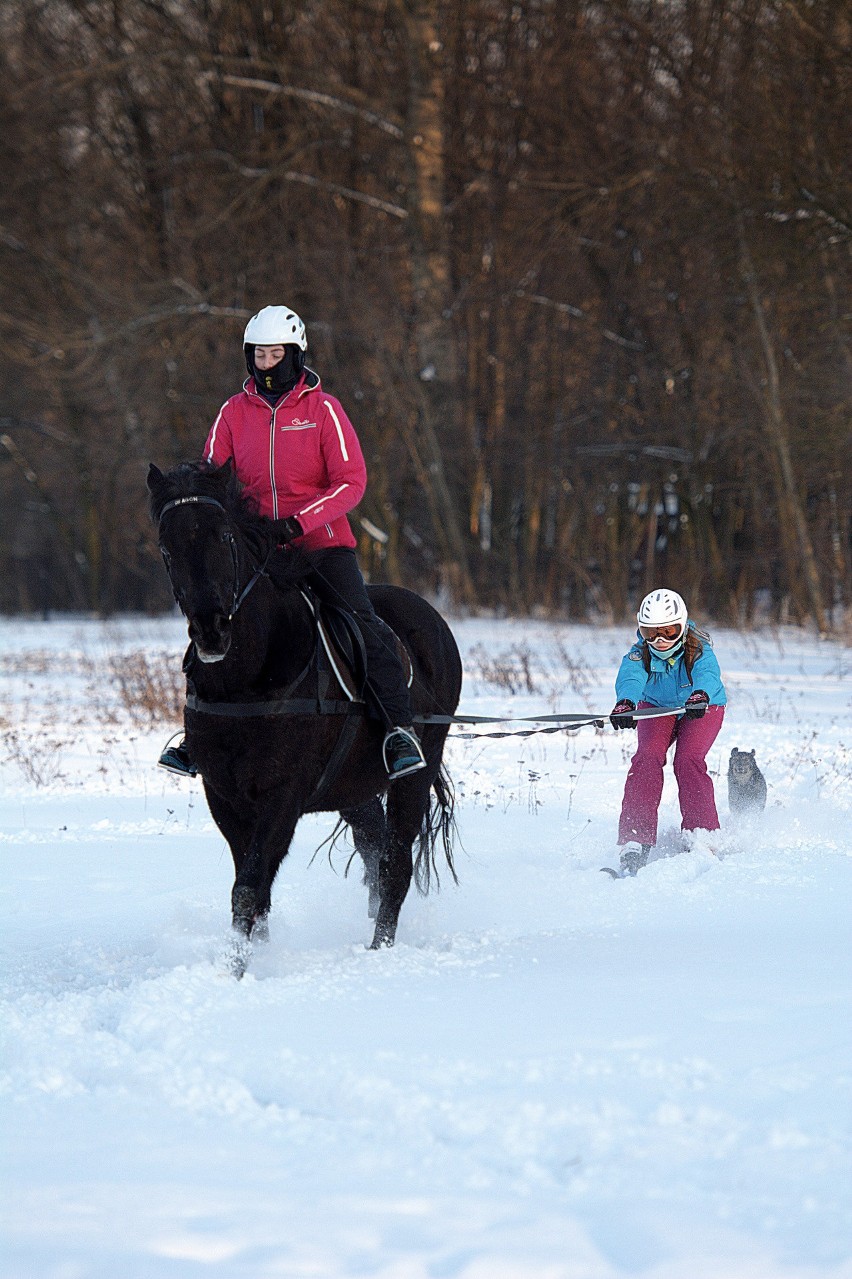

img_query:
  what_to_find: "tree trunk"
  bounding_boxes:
[734,207,829,633]
[392,0,474,603]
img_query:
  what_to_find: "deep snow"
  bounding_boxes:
[1,614,850,1278]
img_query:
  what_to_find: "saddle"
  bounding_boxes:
[301,590,413,704]
[182,590,416,812]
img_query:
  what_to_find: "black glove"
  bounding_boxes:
[271,516,303,545]
[610,698,636,730]
[684,690,709,719]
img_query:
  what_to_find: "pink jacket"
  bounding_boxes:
[204,370,367,551]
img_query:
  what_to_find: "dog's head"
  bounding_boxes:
[729,747,757,778]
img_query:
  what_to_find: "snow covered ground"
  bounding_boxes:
[1,613,850,1279]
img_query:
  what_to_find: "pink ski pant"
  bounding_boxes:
[618,702,725,847]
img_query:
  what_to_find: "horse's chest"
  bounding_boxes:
[189,715,333,799]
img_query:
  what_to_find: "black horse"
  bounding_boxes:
[148,460,462,959]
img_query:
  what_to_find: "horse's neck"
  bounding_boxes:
[190,580,315,698]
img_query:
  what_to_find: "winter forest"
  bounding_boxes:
[0,0,849,625]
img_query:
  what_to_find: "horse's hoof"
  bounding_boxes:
[226,934,252,980]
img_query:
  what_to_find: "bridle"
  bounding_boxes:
[158,494,272,621]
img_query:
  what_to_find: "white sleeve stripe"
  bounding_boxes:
[324,400,349,462]
[299,484,348,516]
[206,405,227,461]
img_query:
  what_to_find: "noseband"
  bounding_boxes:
[158,494,271,621]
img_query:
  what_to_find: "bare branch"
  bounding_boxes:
[0,417,70,444]
[214,73,405,140]
[42,303,253,354]
[513,289,584,318]
[281,171,407,219]
[601,329,646,352]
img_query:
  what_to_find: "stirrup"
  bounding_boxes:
[157,735,197,778]
[382,726,427,780]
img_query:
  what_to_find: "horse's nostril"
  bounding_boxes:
[189,613,230,654]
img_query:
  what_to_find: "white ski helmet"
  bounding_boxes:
[637,588,688,631]
[243,305,307,350]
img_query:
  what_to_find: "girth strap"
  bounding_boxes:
[305,710,366,812]
[185,692,366,718]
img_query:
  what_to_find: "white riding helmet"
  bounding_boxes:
[637,588,688,630]
[243,305,307,351]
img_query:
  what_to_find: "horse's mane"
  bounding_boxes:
[149,460,311,586]
[148,460,259,528]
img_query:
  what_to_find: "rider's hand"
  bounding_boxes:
[610,699,636,730]
[271,516,303,545]
[684,690,709,719]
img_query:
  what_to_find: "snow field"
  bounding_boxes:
[1,615,850,1278]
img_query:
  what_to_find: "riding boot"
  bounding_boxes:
[353,612,413,720]
[382,726,427,780]
[305,548,424,779]
[158,737,197,777]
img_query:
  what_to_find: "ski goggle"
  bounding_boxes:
[639,622,684,642]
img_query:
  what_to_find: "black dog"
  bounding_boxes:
[727,748,767,817]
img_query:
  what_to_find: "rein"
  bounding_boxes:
[158,494,272,621]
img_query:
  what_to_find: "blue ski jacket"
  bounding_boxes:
[615,624,727,708]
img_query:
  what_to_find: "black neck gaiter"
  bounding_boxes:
[246,344,304,402]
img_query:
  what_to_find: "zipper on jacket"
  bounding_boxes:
[251,380,314,523]
[269,406,278,519]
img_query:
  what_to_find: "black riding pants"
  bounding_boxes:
[306,547,413,729]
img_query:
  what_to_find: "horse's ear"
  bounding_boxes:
[147,462,165,493]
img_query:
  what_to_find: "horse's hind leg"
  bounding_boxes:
[369,774,433,949]
[340,797,386,920]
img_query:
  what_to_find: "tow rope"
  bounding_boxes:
[413,704,685,740]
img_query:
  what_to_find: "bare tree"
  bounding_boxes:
[0,0,848,626]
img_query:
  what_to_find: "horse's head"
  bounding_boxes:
[148,460,247,663]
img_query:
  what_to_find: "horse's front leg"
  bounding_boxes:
[230,791,302,942]
[204,785,270,936]
[204,784,251,875]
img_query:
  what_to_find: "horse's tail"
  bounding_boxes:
[413,763,459,895]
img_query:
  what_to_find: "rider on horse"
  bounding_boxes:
[158,304,427,781]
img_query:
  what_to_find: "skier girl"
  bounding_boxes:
[609,588,727,875]
[158,304,426,781]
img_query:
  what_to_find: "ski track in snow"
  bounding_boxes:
[1,615,850,1278]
